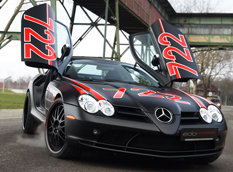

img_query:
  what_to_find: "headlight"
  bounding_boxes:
[200,108,212,123]
[78,95,98,113]
[99,100,115,116]
[78,95,115,116]
[208,105,222,122]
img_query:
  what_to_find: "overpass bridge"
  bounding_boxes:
[66,0,233,59]
[172,13,233,48]
[0,0,233,60]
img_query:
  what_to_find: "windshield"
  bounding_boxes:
[63,60,160,87]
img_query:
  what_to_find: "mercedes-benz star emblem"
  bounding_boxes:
[155,108,173,123]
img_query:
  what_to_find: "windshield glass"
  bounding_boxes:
[63,60,160,87]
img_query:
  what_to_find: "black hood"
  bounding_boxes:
[65,78,211,135]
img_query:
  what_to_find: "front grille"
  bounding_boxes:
[180,112,204,125]
[113,107,205,125]
[113,106,153,123]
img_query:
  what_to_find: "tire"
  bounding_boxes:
[23,92,39,134]
[45,98,79,159]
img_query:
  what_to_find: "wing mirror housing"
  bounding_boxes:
[151,54,160,66]
[60,44,71,62]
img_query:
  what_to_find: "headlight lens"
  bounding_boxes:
[78,95,98,113]
[99,100,115,116]
[208,105,222,122]
[200,108,212,123]
[78,95,114,116]
[199,105,223,123]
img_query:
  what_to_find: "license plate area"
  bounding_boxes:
[180,128,218,141]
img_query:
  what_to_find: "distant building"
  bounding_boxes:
[197,84,220,96]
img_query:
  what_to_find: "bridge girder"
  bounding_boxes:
[1,0,233,56]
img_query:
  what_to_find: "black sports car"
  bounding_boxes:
[21,4,227,163]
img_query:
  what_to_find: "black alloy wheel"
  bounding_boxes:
[47,103,65,152]
[45,98,79,158]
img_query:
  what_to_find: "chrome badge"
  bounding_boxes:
[155,108,173,123]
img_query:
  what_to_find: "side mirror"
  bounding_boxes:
[151,54,160,66]
[60,44,71,61]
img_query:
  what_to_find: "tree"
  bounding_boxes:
[168,0,220,13]
[16,76,31,89]
[193,48,232,97]
[214,76,233,105]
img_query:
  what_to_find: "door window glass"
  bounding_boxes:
[55,21,71,59]
[132,33,163,71]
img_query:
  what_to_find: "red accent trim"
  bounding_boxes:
[71,84,88,95]
[179,90,206,108]
[24,15,54,31]
[23,4,56,65]
[24,43,56,60]
[103,88,126,98]
[158,33,187,47]
[158,20,197,79]
[159,20,179,78]
[24,28,55,44]
[159,19,165,33]
[65,77,106,100]
[158,91,190,105]
[24,5,53,31]
[131,88,164,98]
[195,95,215,105]
[197,132,216,135]
[163,46,193,62]
[166,62,198,76]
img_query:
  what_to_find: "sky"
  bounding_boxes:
[0,0,233,81]
[168,0,233,13]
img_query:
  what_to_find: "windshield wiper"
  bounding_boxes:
[76,78,103,82]
[104,79,122,82]
[104,79,141,85]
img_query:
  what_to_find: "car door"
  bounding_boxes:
[129,19,201,86]
[21,3,73,74]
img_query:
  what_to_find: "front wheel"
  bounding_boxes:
[45,98,79,159]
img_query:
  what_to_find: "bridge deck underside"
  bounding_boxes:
[74,0,149,34]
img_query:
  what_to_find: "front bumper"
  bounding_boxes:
[64,103,227,158]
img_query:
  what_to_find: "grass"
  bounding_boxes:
[0,88,26,109]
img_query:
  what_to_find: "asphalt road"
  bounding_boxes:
[0,106,232,172]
